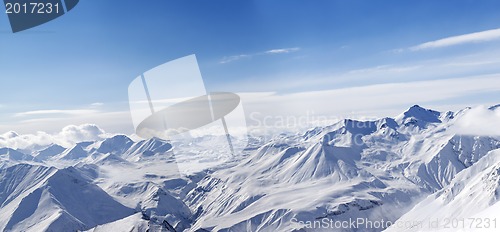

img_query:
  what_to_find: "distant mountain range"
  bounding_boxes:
[0,105,498,231]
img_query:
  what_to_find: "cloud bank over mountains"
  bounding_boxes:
[452,105,500,136]
[0,124,110,149]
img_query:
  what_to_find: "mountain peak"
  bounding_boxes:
[0,148,36,162]
[108,134,133,141]
[58,144,89,160]
[406,104,437,114]
[397,105,442,127]
[76,141,94,148]
[1,131,18,139]
[146,136,169,143]
[96,135,134,155]
[34,144,66,160]
[377,117,399,130]
[489,104,500,110]
[122,137,173,160]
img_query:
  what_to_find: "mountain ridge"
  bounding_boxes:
[0,104,498,231]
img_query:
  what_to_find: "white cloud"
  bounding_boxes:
[450,106,500,136]
[90,102,104,107]
[220,54,251,64]
[15,109,98,117]
[0,124,110,149]
[239,74,500,129]
[347,65,420,74]
[0,131,19,139]
[265,47,300,54]
[222,47,500,93]
[410,28,500,51]
[220,47,300,64]
[1,109,134,136]
[56,124,107,146]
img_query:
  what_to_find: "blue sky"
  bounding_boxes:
[1,0,500,134]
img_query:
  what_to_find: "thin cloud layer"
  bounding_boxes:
[240,74,500,123]
[220,47,300,63]
[410,28,500,51]
[265,47,300,54]
[15,109,98,117]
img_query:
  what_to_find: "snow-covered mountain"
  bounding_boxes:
[0,104,498,231]
[386,149,500,232]
[0,148,37,163]
[0,164,134,232]
[32,144,66,161]
[184,105,500,231]
[0,135,188,231]
[95,135,135,155]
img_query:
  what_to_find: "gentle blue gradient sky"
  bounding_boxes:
[1,0,500,133]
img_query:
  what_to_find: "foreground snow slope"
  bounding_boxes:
[0,164,135,232]
[385,149,500,232]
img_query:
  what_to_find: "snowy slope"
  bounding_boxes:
[123,137,173,161]
[32,144,66,161]
[84,213,149,232]
[385,149,500,232]
[185,105,500,231]
[0,133,200,231]
[0,148,37,162]
[95,135,135,155]
[55,142,93,160]
[106,181,193,231]
[0,164,135,232]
